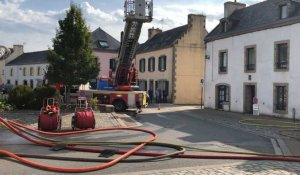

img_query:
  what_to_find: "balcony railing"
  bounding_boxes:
[245,64,256,71]
[276,103,286,111]
[276,61,288,69]
[219,66,227,73]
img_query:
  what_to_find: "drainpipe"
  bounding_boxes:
[171,46,176,104]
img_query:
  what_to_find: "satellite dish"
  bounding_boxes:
[0,45,11,60]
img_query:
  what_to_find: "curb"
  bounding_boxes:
[112,113,143,128]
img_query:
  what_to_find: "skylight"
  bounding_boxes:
[98,40,109,48]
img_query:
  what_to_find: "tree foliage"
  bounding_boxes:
[46,3,99,87]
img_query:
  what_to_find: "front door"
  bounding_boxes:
[217,85,229,109]
[244,85,256,114]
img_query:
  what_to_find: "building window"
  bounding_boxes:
[23,67,26,76]
[275,41,289,70]
[148,57,155,72]
[138,80,147,91]
[158,55,166,72]
[37,67,41,76]
[30,67,34,76]
[139,59,146,73]
[221,21,227,32]
[23,80,28,86]
[15,80,18,86]
[274,83,288,113]
[245,46,256,72]
[155,80,169,103]
[109,58,117,72]
[98,40,109,48]
[30,80,34,88]
[280,5,288,19]
[7,79,10,84]
[219,51,228,73]
[10,68,13,77]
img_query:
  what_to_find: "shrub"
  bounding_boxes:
[30,86,60,110]
[0,98,13,112]
[89,97,98,110]
[7,85,34,109]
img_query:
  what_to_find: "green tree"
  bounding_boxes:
[46,3,99,101]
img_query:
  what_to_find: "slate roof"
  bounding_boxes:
[6,50,48,66]
[137,25,189,53]
[91,27,120,51]
[205,0,300,42]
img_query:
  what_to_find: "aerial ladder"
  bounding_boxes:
[115,0,153,91]
[0,45,11,60]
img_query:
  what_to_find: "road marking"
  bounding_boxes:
[156,114,170,120]
[276,138,292,156]
[271,138,283,155]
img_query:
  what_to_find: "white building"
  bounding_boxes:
[3,28,120,90]
[205,0,300,118]
[5,50,48,88]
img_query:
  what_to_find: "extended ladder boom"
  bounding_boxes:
[115,0,153,91]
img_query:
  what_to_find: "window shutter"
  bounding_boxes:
[274,44,278,68]
[164,56,166,70]
[139,60,142,72]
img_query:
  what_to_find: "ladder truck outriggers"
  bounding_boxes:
[84,0,153,111]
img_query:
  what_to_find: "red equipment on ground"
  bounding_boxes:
[71,97,95,130]
[38,98,61,131]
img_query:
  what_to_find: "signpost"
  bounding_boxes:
[200,79,204,109]
[252,96,259,116]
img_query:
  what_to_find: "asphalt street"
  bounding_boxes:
[0,106,276,175]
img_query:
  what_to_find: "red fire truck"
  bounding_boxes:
[84,0,153,111]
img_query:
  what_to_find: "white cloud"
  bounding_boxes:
[81,2,119,23]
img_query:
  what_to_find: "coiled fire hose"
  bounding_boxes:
[2,116,300,173]
[0,116,157,173]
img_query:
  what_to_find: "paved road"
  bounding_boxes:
[0,106,279,175]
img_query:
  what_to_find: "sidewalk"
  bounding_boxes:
[0,110,141,129]
[111,161,300,175]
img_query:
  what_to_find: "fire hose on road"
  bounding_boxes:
[1,116,300,173]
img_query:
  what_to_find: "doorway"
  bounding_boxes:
[216,85,230,109]
[244,84,256,114]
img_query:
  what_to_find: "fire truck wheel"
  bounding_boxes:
[113,100,126,112]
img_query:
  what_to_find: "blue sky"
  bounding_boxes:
[0,0,262,52]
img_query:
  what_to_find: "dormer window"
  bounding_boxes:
[221,21,227,32]
[280,4,288,19]
[98,40,109,48]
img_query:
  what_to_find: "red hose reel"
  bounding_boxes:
[38,98,61,131]
[72,97,95,130]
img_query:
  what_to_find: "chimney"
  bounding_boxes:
[5,44,24,64]
[148,27,162,39]
[188,14,206,28]
[13,45,24,54]
[224,1,246,18]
